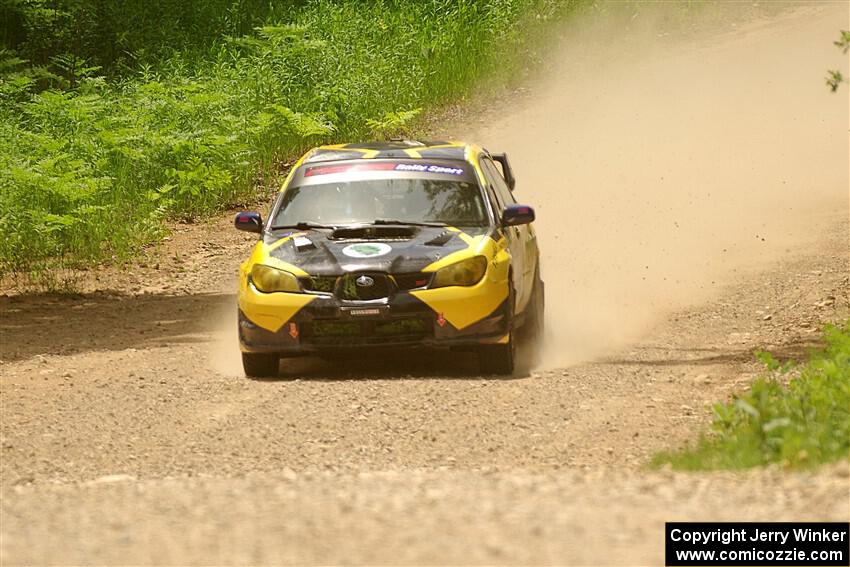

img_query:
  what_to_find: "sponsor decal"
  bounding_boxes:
[288,322,299,339]
[292,235,316,251]
[342,243,392,258]
[394,163,464,175]
[304,162,464,177]
[436,313,447,327]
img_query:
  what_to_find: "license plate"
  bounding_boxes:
[346,308,383,317]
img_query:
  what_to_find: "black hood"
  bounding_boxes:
[265,225,488,275]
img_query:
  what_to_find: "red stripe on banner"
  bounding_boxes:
[304,163,399,177]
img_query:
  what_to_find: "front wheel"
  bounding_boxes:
[479,283,516,376]
[522,271,545,341]
[478,337,516,376]
[242,352,279,378]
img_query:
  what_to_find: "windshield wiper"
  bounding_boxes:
[372,218,447,228]
[269,221,339,230]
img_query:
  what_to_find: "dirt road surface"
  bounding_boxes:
[1,3,848,565]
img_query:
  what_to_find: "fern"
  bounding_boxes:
[365,109,422,138]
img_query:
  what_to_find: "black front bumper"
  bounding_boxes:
[239,292,509,355]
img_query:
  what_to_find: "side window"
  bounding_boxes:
[481,157,515,208]
[479,157,504,221]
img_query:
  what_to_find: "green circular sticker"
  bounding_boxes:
[342,243,392,258]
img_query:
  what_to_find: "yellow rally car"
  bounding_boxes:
[234,140,544,376]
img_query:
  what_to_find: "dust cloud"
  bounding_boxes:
[471,2,849,367]
[209,296,243,376]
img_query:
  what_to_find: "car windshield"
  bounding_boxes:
[271,178,488,228]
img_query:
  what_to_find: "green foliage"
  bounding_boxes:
[653,323,850,470]
[826,30,849,92]
[2,0,290,74]
[366,109,422,139]
[0,0,586,276]
[834,30,850,52]
[826,70,844,92]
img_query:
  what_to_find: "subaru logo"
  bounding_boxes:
[355,275,374,287]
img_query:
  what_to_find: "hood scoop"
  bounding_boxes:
[424,230,456,247]
[331,226,415,240]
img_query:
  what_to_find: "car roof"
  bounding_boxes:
[302,140,484,164]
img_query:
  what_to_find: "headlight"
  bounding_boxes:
[431,256,487,288]
[250,264,301,293]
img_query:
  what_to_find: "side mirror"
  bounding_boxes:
[502,204,535,226]
[491,152,516,191]
[235,211,263,233]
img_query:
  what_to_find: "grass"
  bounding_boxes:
[653,322,850,470]
[0,0,586,282]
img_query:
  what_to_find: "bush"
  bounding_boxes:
[653,322,850,470]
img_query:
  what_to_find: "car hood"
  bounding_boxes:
[264,225,489,274]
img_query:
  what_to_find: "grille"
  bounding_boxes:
[300,275,338,293]
[301,272,428,298]
[305,316,430,345]
[392,272,431,290]
[311,320,360,336]
[338,273,391,301]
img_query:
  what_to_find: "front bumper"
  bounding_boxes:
[238,284,510,355]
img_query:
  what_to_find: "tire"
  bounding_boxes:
[519,270,545,369]
[479,282,516,376]
[478,337,516,376]
[521,269,544,338]
[242,352,279,377]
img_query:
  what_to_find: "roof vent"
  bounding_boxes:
[387,137,425,147]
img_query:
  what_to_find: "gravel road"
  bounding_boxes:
[1,3,848,565]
